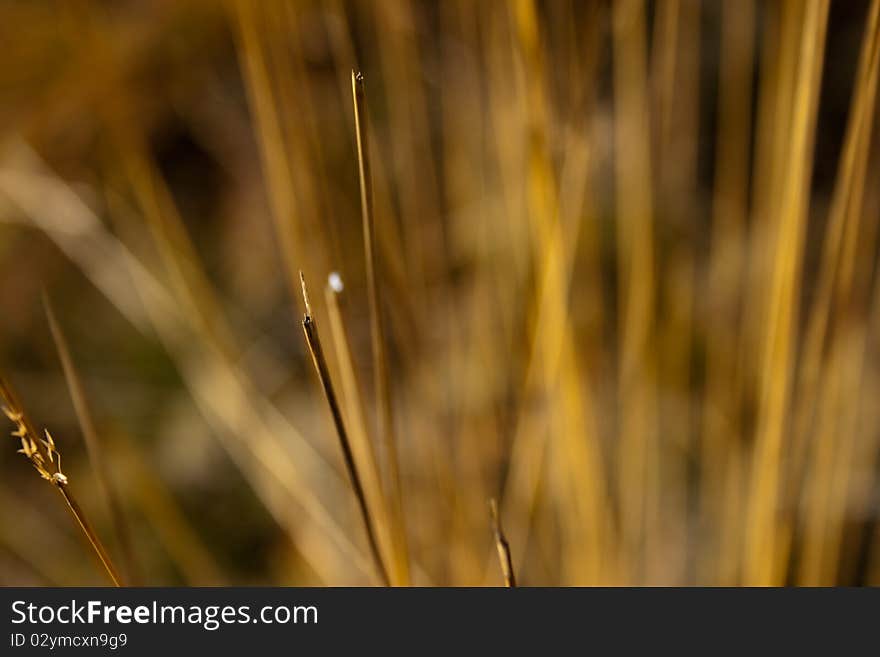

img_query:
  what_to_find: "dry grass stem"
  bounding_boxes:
[351,69,410,585]
[324,273,395,576]
[489,499,516,587]
[0,375,123,586]
[300,272,391,587]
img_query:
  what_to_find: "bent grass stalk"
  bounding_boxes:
[300,273,391,586]
[0,375,122,586]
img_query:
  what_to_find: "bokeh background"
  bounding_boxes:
[1,0,879,585]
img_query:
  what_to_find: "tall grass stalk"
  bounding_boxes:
[352,70,411,586]
[300,273,390,586]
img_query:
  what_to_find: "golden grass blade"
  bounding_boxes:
[797,331,865,585]
[796,0,880,584]
[612,0,659,581]
[352,70,410,585]
[497,0,611,586]
[227,0,302,298]
[55,485,123,587]
[745,0,830,586]
[324,273,395,576]
[371,0,441,320]
[790,0,880,506]
[300,273,390,587]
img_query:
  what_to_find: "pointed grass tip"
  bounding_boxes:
[299,270,313,319]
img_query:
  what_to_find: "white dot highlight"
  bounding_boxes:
[328,271,344,293]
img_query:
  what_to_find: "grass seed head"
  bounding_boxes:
[1,378,66,486]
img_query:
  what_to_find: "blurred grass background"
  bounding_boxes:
[0,0,879,585]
